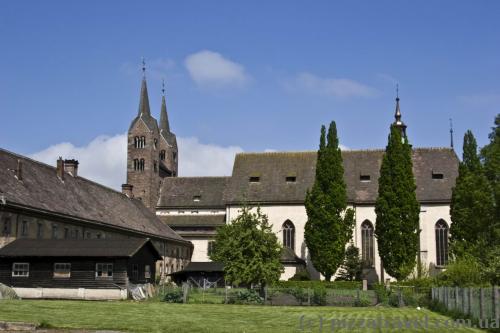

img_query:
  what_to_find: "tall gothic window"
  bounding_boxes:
[282,220,295,251]
[361,220,374,267]
[160,150,166,161]
[133,159,145,171]
[134,137,139,148]
[435,219,449,267]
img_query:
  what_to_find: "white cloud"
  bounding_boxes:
[184,50,250,87]
[29,134,243,191]
[285,72,378,98]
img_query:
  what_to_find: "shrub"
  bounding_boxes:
[286,287,308,304]
[354,297,371,307]
[234,289,263,305]
[163,289,183,303]
[435,256,489,287]
[274,280,361,290]
[289,269,311,281]
[312,285,327,306]
[372,283,389,304]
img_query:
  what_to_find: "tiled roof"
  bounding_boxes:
[223,148,459,204]
[0,238,161,259]
[158,177,229,208]
[0,148,187,244]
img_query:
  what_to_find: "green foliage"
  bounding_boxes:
[450,130,496,260]
[305,121,355,281]
[372,283,389,304]
[288,269,311,281]
[312,285,327,305]
[482,246,500,285]
[375,125,420,280]
[353,297,372,307]
[162,289,183,303]
[210,206,283,287]
[480,115,500,262]
[434,256,489,287]
[336,244,362,281]
[231,289,263,305]
[273,280,361,290]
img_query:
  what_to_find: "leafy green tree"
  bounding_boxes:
[375,125,420,281]
[210,206,283,288]
[305,121,355,281]
[480,114,500,243]
[336,244,362,281]
[450,130,495,259]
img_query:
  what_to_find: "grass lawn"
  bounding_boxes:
[0,300,484,332]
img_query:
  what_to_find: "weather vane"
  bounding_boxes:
[141,57,146,76]
[396,84,399,99]
[162,78,165,95]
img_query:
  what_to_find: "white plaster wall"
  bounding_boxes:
[419,204,451,272]
[185,238,212,262]
[281,265,299,281]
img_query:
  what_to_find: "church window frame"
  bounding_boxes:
[160,150,166,161]
[361,220,375,268]
[282,220,295,251]
[435,219,449,267]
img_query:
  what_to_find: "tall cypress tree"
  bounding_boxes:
[305,121,354,281]
[450,130,495,258]
[375,125,420,281]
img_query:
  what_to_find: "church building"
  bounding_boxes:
[126,71,459,282]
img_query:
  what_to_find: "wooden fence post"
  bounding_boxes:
[493,286,499,320]
[469,287,474,317]
[480,288,485,320]
[455,287,459,310]
[463,287,467,315]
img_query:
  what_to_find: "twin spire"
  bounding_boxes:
[137,59,170,134]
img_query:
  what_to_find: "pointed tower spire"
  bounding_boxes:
[449,118,454,149]
[159,79,170,132]
[392,84,407,138]
[137,58,151,117]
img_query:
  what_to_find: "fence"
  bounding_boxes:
[161,285,378,306]
[432,286,500,321]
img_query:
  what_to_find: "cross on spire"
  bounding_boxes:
[141,57,146,76]
[162,78,165,95]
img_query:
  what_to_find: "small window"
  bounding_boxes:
[432,172,444,180]
[132,264,139,280]
[12,263,29,277]
[73,229,79,239]
[52,224,58,239]
[37,223,43,239]
[207,241,215,256]
[193,195,201,202]
[64,227,69,239]
[86,232,91,239]
[54,263,71,278]
[191,210,199,214]
[360,175,371,182]
[96,263,113,278]
[153,138,158,149]
[249,176,260,183]
[160,150,166,161]
[145,265,151,279]
[286,176,296,183]
[96,233,102,239]
[178,210,185,214]
[21,221,29,237]
[2,218,11,236]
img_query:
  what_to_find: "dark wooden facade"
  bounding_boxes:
[0,238,160,289]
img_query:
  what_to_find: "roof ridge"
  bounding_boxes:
[168,176,231,180]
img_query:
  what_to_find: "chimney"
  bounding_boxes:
[56,157,64,180]
[16,159,23,181]
[122,184,134,198]
[64,159,79,177]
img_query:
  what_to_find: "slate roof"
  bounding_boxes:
[174,261,225,273]
[224,148,459,204]
[281,247,306,265]
[158,177,230,208]
[0,238,162,259]
[159,215,226,227]
[0,148,187,244]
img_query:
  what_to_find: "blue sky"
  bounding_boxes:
[0,1,499,187]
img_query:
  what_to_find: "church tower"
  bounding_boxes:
[158,80,178,178]
[393,89,407,139]
[126,65,162,210]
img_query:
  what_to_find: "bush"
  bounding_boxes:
[354,297,371,307]
[372,283,389,304]
[435,256,489,287]
[312,285,327,306]
[274,280,361,290]
[163,289,183,303]
[288,270,311,281]
[233,289,263,305]
[286,287,308,304]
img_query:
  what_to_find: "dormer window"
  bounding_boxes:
[286,176,296,183]
[249,176,260,183]
[193,195,201,202]
[360,175,371,182]
[432,172,444,180]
